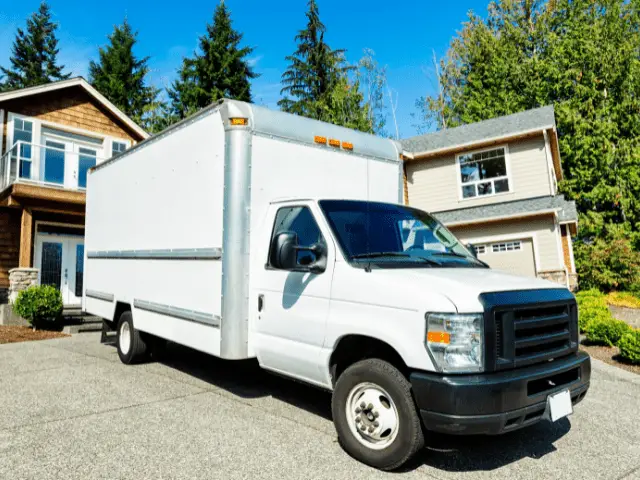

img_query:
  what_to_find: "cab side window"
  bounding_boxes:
[270,206,326,267]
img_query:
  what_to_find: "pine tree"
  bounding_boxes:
[89,19,160,130]
[0,2,70,91]
[168,1,258,120]
[279,0,371,132]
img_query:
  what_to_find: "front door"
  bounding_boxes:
[34,234,85,305]
[253,203,336,386]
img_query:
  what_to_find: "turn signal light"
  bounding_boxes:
[427,331,451,344]
[230,117,248,126]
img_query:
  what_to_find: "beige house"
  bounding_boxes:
[401,106,578,289]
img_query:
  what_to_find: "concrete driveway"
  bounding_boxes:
[1,334,638,480]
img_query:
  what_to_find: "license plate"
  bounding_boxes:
[546,389,573,422]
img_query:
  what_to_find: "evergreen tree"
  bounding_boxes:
[279,0,370,132]
[168,1,258,119]
[0,2,70,91]
[89,19,160,130]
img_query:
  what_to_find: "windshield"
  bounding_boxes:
[319,200,486,268]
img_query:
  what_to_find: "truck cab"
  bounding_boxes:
[253,198,589,469]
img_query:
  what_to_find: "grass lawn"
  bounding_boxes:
[0,326,69,344]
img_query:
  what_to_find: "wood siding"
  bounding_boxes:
[561,225,574,273]
[449,215,563,272]
[0,208,21,290]
[405,135,554,213]
[0,86,139,155]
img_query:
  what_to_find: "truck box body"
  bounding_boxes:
[84,100,403,360]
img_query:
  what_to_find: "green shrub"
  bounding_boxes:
[576,289,611,332]
[574,235,640,292]
[618,330,640,364]
[606,291,640,309]
[13,285,63,329]
[585,318,632,346]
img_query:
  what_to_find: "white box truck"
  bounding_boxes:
[84,100,590,470]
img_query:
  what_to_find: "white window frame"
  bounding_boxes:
[456,145,513,201]
[491,241,522,253]
[475,245,486,255]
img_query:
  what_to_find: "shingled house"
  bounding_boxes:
[0,78,147,309]
[401,106,578,289]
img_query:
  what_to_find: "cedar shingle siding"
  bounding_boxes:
[1,86,137,154]
[0,209,20,295]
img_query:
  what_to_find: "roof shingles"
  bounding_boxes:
[401,105,556,155]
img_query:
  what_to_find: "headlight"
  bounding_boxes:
[425,313,484,373]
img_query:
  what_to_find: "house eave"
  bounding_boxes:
[440,208,560,228]
[0,77,148,140]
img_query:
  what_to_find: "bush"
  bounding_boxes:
[618,330,640,364]
[585,317,632,346]
[576,289,611,332]
[574,235,640,292]
[13,285,63,329]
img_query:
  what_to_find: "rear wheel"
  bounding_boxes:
[332,359,424,471]
[116,311,148,364]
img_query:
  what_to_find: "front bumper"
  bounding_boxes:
[410,351,590,435]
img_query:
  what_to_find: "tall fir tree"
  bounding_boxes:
[279,0,371,132]
[0,2,70,91]
[89,19,160,131]
[168,1,258,120]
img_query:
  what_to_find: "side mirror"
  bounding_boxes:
[271,231,299,270]
[466,243,478,259]
[271,231,327,273]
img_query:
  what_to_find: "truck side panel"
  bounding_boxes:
[84,111,226,356]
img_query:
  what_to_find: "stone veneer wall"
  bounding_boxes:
[538,270,573,290]
[8,268,39,303]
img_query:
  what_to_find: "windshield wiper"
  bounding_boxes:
[429,251,489,267]
[351,252,440,264]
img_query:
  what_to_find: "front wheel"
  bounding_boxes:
[331,359,424,471]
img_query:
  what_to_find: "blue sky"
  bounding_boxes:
[0,1,489,137]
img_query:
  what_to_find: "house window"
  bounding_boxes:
[12,118,34,179]
[78,147,97,188]
[474,245,486,255]
[112,141,127,155]
[492,241,522,253]
[458,147,510,199]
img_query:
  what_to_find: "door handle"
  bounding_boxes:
[258,294,264,312]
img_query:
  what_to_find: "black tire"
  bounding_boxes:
[116,311,148,364]
[331,359,424,471]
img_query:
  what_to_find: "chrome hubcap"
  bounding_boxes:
[346,382,399,449]
[119,322,131,355]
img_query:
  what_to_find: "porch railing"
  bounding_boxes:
[0,141,105,192]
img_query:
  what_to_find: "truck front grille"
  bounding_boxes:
[480,290,579,372]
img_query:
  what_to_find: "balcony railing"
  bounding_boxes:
[0,141,105,192]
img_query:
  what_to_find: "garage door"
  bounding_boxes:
[475,239,536,277]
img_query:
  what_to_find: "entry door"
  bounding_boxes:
[253,204,336,385]
[35,235,85,305]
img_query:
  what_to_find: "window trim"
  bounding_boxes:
[456,145,513,202]
[266,204,327,273]
[491,241,522,253]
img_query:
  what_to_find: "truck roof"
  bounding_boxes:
[93,99,402,174]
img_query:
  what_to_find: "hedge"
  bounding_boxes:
[585,318,632,347]
[576,289,612,332]
[618,330,640,364]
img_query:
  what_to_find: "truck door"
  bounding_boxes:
[253,203,335,386]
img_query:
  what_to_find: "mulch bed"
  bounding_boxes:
[580,344,640,375]
[0,326,69,344]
